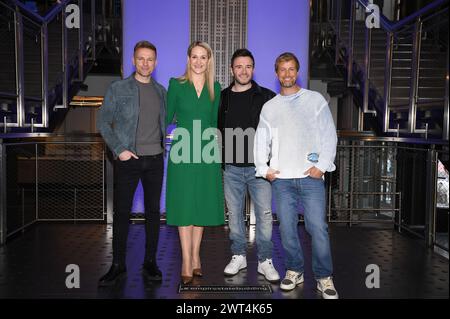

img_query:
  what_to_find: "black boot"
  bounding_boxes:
[142,260,162,282]
[98,263,127,287]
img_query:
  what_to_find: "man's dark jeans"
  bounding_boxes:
[113,153,163,266]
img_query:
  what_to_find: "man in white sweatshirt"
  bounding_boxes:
[254,52,338,299]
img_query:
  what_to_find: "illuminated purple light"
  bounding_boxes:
[124,0,310,214]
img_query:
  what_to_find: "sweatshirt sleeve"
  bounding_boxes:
[254,108,272,177]
[315,100,337,173]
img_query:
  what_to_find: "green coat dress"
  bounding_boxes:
[165,78,225,226]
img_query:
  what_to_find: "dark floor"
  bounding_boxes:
[0,222,448,299]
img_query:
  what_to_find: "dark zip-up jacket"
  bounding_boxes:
[218,80,275,166]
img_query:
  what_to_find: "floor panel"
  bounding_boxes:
[0,223,448,299]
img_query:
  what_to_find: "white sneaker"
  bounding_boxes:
[280,270,304,291]
[257,259,280,283]
[224,255,247,276]
[317,276,339,299]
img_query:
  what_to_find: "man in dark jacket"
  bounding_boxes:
[218,49,279,282]
[96,40,166,286]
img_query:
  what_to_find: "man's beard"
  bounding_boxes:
[234,76,251,86]
[280,80,296,88]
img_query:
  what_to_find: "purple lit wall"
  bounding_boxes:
[248,0,310,90]
[123,0,310,213]
[123,1,189,213]
[122,0,189,85]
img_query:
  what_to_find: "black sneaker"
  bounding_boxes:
[98,263,127,287]
[142,260,162,282]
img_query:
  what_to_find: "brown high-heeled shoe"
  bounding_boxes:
[193,268,203,277]
[181,275,193,285]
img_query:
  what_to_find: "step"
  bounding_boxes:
[340,33,388,42]
[392,42,437,49]
[389,86,446,99]
[417,97,446,105]
[0,65,15,73]
[0,83,15,91]
[388,102,410,110]
[24,76,43,82]
[390,59,445,68]
[373,77,446,88]
[418,87,446,98]
[0,43,16,50]
[24,61,42,69]
[339,41,443,56]
[364,66,447,79]
[0,70,15,78]
[390,87,410,98]
[22,89,42,97]
[48,55,63,62]
[340,39,392,49]
[393,51,447,60]
[354,52,386,61]
[389,98,445,110]
[343,38,436,46]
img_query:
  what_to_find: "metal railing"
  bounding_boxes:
[327,0,449,140]
[1,132,447,256]
[0,134,105,244]
[331,132,448,255]
[329,141,401,225]
[0,0,118,131]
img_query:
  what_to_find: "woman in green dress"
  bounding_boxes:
[166,41,224,284]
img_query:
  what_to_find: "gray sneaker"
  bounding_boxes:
[317,276,339,299]
[280,270,304,291]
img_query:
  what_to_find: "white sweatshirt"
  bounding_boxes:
[254,88,337,179]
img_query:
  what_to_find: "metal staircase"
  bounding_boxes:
[328,0,449,141]
[0,0,119,132]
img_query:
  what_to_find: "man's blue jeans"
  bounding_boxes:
[223,165,273,261]
[272,177,333,279]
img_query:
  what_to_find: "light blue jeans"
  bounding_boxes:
[272,177,333,279]
[223,165,273,262]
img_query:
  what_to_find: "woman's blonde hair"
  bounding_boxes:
[178,41,215,101]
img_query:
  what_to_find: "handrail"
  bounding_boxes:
[10,0,73,24]
[0,0,98,131]
[331,0,449,139]
[389,0,448,31]
[357,0,449,32]
[0,0,117,132]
